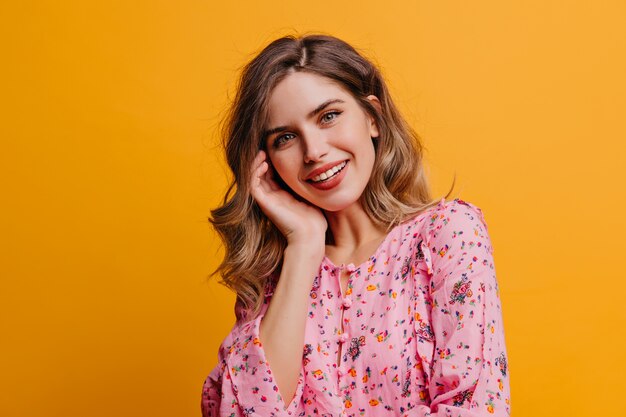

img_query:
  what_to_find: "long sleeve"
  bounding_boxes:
[200,297,243,417]
[415,199,511,416]
[201,292,306,417]
[201,338,234,417]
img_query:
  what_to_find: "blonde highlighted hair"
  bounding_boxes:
[209,34,455,319]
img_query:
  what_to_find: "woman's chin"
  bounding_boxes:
[311,196,364,213]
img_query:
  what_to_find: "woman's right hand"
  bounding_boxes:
[250,150,328,248]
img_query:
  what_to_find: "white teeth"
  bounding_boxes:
[311,161,347,183]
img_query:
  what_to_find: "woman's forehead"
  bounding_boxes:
[266,72,354,120]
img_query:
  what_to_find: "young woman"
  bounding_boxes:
[201,34,511,417]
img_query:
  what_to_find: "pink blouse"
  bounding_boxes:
[201,198,511,416]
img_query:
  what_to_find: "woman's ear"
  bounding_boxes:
[366,95,382,138]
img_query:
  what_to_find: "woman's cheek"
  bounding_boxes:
[275,161,302,192]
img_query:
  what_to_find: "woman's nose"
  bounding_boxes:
[302,131,329,164]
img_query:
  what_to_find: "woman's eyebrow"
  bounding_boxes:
[308,98,345,118]
[263,98,346,138]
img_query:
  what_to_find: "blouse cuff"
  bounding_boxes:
[225,311,305,416]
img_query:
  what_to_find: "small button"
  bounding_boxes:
[339,263,356,273]
[338,333,350,343]
[342,297,352,309]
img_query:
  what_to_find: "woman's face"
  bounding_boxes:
[264,71,380,212]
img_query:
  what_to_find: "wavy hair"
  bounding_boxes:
[209,34,455,320]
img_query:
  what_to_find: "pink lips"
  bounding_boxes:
[307,161,349,191]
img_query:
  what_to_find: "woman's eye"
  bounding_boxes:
[274,133,295,147]
[321,111,341,123]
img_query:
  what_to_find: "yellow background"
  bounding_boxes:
[1,1,625,416]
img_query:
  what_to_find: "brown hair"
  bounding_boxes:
[209,33,455,320]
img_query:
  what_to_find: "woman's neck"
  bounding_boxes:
[323,202,388,265]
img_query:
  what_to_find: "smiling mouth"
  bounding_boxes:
[308,161,348,183]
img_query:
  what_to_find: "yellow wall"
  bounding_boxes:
[1,1,624,416]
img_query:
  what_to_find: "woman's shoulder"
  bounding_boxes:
[403,197,490,240]
[397,197,492,277]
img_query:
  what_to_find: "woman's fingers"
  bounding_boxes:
[252,164,269,195]
[248,150,327,242]
[250,150,281,192]
[251,150,277,199]
[263,162,283,192]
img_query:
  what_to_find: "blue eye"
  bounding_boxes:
[321,111,341,123]
[274,133,295,148]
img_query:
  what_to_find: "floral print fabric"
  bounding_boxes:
[201,198,511,416]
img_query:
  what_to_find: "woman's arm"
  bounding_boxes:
[258,242,324,407]
[201,247,322,417]
[243,150,327,410]
[416,199,511,416]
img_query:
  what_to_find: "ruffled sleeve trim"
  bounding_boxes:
[412,197,447,276]
[223,309,306,416]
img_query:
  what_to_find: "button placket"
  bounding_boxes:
[335,262,355,370]
[338,262,355,306]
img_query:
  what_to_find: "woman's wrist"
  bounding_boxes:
[284,239,325,266]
